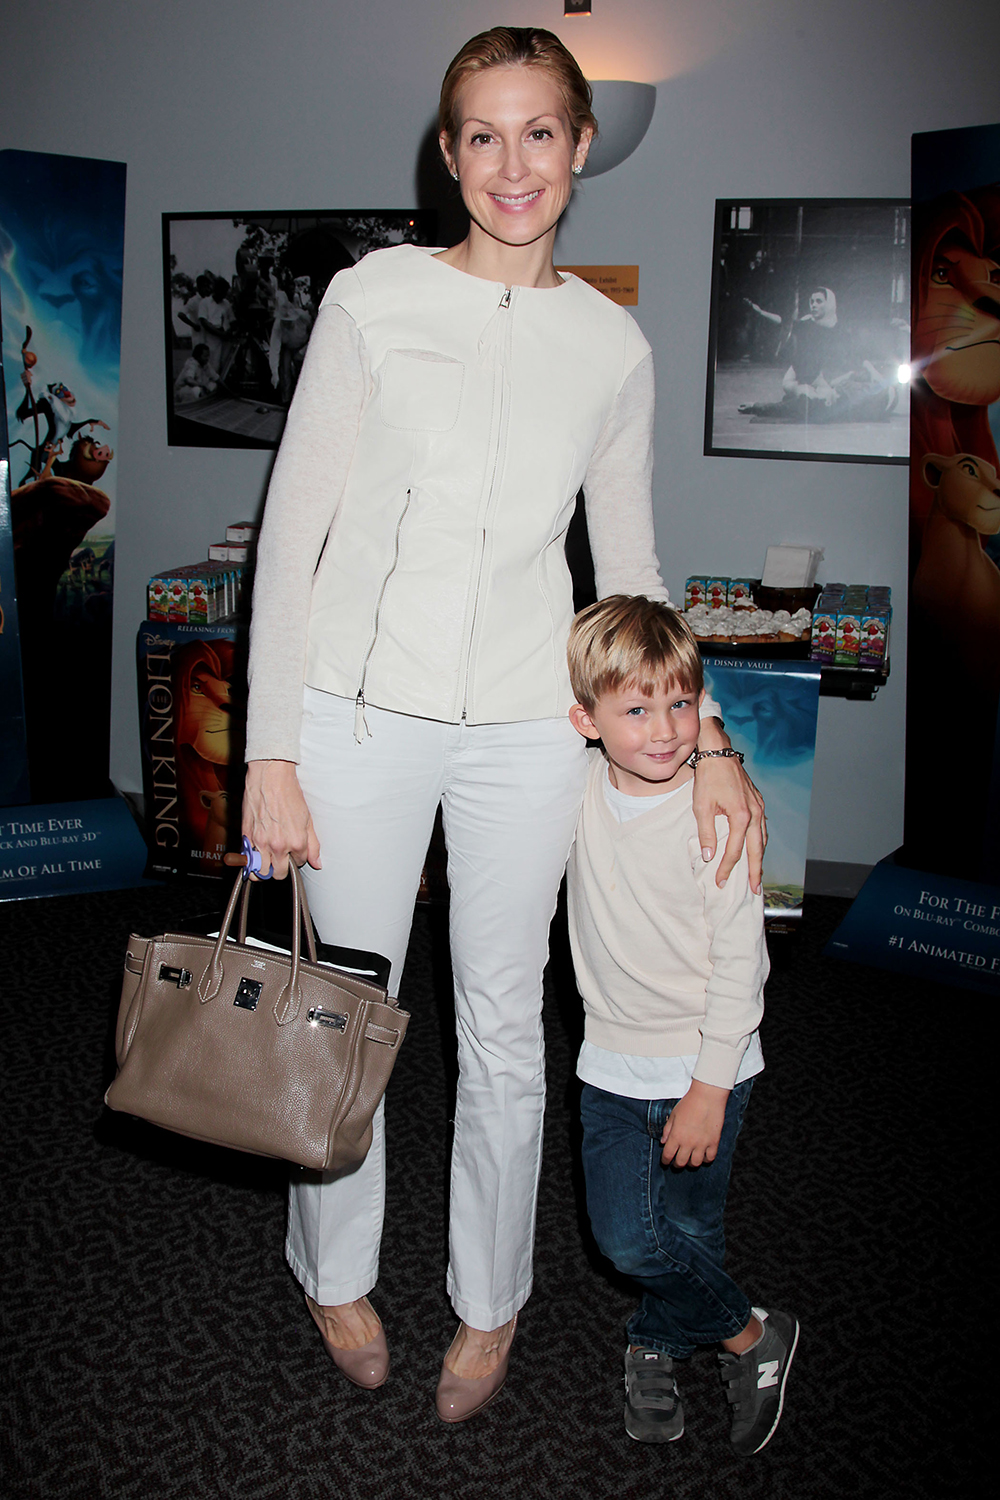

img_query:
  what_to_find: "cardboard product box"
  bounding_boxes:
[727,578,758,610]
[834,612,862,666]
[208,542,229,562]
[136,619,248,878]
[185,568,217,626]
[810,609,837,663]
[226,522,259,544]
[210,562,234,621]
[165,569,193,624]
[212,563,234,619]
[147,575,171,620]
[231,562,254,615]
[685,576,708,609]
[860,608,891,668]
[706,577,729,610]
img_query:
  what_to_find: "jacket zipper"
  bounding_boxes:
[354,488,412,741]
[459,285,512,720]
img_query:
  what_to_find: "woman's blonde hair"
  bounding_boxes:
[568,596,704,712]
[438,26,597,155]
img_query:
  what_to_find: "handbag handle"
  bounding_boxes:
[234,865,319,963]
[198,864,317,1026]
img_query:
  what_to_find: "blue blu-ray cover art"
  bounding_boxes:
[0,151,126,803]
[1,151,124,517]
[702,657,822,917]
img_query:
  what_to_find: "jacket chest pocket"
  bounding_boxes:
[380,349,464,432]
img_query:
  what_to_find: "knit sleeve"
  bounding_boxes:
[690,820,769,1088]
[245,303,368,763]
[583,356,720,720]
[582,354,670,604]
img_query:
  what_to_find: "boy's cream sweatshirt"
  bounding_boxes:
[567,755,768,1091]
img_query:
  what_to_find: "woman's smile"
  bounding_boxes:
[490,189,544,209]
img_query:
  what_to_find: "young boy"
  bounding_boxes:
[566,595,798,1456]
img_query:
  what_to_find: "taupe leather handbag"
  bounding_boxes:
[105,867,408,1170]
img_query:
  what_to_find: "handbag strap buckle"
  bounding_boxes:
[159,964,193,989]
[307,1007,348,1031]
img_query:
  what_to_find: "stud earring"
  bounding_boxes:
[451,171,459,181]
[572,165,583,176]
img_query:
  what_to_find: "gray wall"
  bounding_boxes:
[2,0,998,862]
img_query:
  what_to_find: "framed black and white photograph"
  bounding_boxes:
[704,199,910,464]
[164,209,437,450]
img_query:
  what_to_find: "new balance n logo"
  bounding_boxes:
[757,1360,780,1389]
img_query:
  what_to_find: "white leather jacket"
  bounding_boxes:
[246,245,665,759]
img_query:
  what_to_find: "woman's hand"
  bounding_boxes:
[242,759,321,880]
[692,721,766,891]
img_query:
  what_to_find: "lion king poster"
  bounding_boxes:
[137,621,246,878]
[0,150,126,804]
[905,125,1000,882]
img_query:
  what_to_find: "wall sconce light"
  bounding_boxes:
[581,81,657,178]
[564,2,592,14]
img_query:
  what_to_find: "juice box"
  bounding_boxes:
[727,578,757,610]
[216,562,237,618]
[859,608,891,667]
[706,577,729,610]
[232,563,252,615]
[186,570,215,626]
[810,610,837,663]
[166,577,188,623]
[834,612,861,665]
[685,576,708,609]
[147,575,170,620]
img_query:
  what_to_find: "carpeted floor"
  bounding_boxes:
[0,880,987,1499]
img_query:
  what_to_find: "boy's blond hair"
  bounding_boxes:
[568,595,703,712]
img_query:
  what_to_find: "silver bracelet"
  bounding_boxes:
[688,747,745,768]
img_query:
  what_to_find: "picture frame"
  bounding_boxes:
[163,209,437,450]
[704,199,910,465]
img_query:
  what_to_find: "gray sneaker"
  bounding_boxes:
[623,1346,684,1443]
[718,1307,799,1456]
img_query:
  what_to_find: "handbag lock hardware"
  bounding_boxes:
[234,978,263,1011]
[308,1007,348,1031]
[159,964,193,989]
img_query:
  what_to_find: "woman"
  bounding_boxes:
[739,286,895,425]
[243,26,764,1421]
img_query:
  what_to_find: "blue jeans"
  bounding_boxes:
[580,1079,754,1358]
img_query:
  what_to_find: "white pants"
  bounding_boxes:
[286,688,588,1328]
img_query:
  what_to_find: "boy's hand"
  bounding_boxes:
[660,1081,729,1169]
